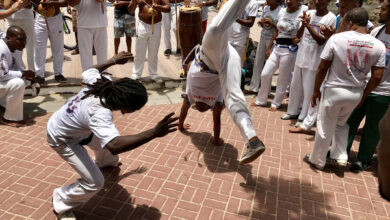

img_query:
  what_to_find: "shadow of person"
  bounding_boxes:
[182,130,256,189]
[74,166,162,220]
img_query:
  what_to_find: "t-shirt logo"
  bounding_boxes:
[346,40,373,76]
[66,95,81,115]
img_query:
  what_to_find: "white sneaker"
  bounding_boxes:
[239,139,265,164]
[131,74,139,80]
[56,210,76,220]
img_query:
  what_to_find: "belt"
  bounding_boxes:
[274,42,299,53]
[195,54,218,75]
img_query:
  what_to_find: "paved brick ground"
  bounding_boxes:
[0,98,389,220]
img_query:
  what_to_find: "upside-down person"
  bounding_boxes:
[190,0,266,164]
[47,52,178,219]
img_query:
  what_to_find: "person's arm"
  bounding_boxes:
[41,0,69,7]
[200,0,217,7]
[301,12,327,45]
[115,1,130,7]
[153,0,170,13]
[212,103,222,145]
[258,17,277,29]
[357,66,384,107]
[236,16,256,28]
[310,59,331,107]
[0,0,26,19]
[128,0,137,14]
[265,29,278,58]
[90,52,133,72]
[178,99,191,130]
[105,113,178,155]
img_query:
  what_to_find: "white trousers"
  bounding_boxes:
[0,78,25,121]
[309,87,363,168]
[162,6,180,50]
[287,66,316,120]
[300,104,318,130]
[51,135,119,214]
[133,21,162,78]
[202,0,256,143]
[78,27,107,71]
[229,32,249,64]
[7,18,35,71]
[34,14,64,77]
[249,37,271,92]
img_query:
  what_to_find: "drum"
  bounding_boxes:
[179,6,202,67]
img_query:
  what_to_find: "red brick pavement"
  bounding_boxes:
[0,98,389,220]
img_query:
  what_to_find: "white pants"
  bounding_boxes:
[255,46,296,108]
[287,66,316,120]
[229,32,249,64]
[51,135,119,214]
[202,0,256,143]
[78,27,107,71]
[7,18,35,71]
[309,87,363,168]
[300,104,318,130]
[133,21,162,78]
[34,14,64,77]
[162,5,180,50]
[0,78,25,121]
[249,36,271,93]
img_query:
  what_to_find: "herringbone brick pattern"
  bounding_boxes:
[0,99,389,220]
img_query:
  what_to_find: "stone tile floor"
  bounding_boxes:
[0,98,389,220]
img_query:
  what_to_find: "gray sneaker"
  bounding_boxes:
[326,157,347,169]
[56,210,76,220]
[239,139,265,164]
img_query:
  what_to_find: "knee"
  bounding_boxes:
[9,78,25,91]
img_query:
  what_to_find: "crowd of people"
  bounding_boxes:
[1,0,390,218]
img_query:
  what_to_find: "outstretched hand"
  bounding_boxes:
[112,52,133,64]
[153,112,179,137]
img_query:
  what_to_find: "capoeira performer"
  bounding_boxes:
[162,0,182,56]
[304,8,385,170]
[69,0,109,71]
[195,0,266,163]
[5,0,34,72]
[33,0,68,84]
[47,52,178,219]
[247,0,282,94]
[281,0,336,122]
[128,0,170,82]
[228,0,258,64]
[346,0,390,173]
[0,26,35,127]
[178,48,224,145]
[252,0,306,111]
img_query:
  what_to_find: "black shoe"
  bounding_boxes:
[35,76,45,85]
[164,49,172,56]
[176,48,181,54]
[350,161,371,173]
[55,74,67,82]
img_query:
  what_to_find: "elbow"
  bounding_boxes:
[105,142,120,155]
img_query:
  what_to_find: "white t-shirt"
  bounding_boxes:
[0,40,24,81]
[261,5,282,39]
[371,25,390,96]
[321,31,386,89]
[75,0,108,28]
[230,0,258,36]
[185,62,223,107]
[46,68,120,148]
[276,5,306,39]
[295,10,336,71]
[7,8,34,19]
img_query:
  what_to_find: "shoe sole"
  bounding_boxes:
[239,147,265,165]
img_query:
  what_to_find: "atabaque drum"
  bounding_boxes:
[179,6,202,65]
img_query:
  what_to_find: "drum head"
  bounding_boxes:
[180,6,201,12]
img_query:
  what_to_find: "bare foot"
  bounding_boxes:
[289,126,314,135]
[0,117,27,128]
[269,107,278,112]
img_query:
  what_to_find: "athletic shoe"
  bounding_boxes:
[150,75,163,83]
[350,161,371,173]
[239,139,265,164]
[55,74,67,82]
[131,74,139,80]
[176,48,181,54]
[326,157,347,169]
[56,210,76,220]
[36,76,45,85]
[164,49,172,56]
[281,114,298,120]
[303,154,324,170]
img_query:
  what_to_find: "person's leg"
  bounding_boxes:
[298,69,316,121]
[378,107,390,200]
[51,143,104,215]
[0,78,25,122]
[113,15,124,55]
[171,5,180,50]
[162,9,172,51]
[71,9,79,54]
[346,102,366,154]
[357,95,390,163]
[48,14,65,77]
[147,22,162,79]
[254,47,280,106]
[286,66,303,116]
[132,21,149,78]
[34,15,49,78]
[94,27,108,66]
[124,14,136,56]
[271,50,296,109]
[249,37,270,93]
[78,28,94,71]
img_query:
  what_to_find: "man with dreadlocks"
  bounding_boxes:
[46,52,178,219]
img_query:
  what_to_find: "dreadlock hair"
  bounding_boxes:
[82,76,148,112]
